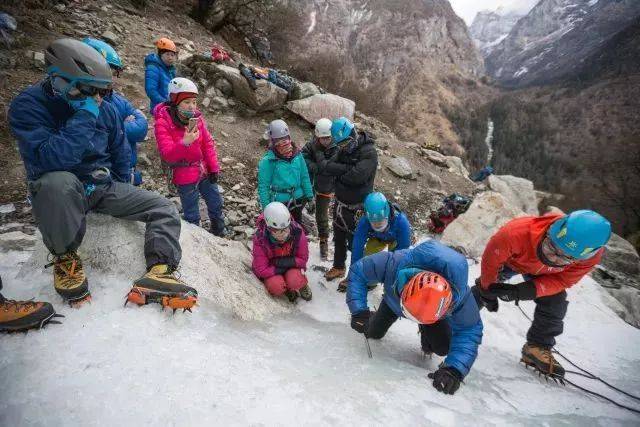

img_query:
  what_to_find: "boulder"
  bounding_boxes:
[286,94,355,125]
[422,150,448,167]
[446,156,470,178]
[488,175,538,215]
[214,77,233,97]
[101,30,119,47]
[291,81,320,100]
[21,214,290,320]
[601,233,640,279]
[211,64,287,112]
[386,157,413,179]
[441,191,525,259]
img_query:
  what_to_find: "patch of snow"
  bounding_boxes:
[1,230,639,424]
[0,203,16,214]
[484,119,494,164]
[306,11,316,35]
[588,0,600,6]
[513,66,528,78]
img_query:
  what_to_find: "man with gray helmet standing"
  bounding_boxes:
[9,39,197,312]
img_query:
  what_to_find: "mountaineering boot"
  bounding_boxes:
[319,238,329,261]
[521,343,565,378]
[324,267,345,281]
[284,289,298,303]
[299,284,312,301]
[46,251,90,304]
[337,278,349,293]
[0,293,63,332]
[126,264,198,312]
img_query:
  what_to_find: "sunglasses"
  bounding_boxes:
[76,83,111,98]
[542,236,576,265]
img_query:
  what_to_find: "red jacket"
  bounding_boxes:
[480,214,603,298]
[153,103,220,185]
[251,214,309,279]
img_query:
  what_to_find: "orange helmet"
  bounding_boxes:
[155,37,177,53]
[400,272,453,324]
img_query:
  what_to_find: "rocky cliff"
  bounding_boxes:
[469,9,523,56]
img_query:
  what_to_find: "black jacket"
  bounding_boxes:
[322,131,378,205]
[301,138,337,194]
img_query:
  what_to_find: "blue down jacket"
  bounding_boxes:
[105,91,148,167]
[144,53,176,111]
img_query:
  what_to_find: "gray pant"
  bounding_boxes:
[29,171,181,269]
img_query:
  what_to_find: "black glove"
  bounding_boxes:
[484,281,537,303]
[208,172,219,184]
[273,256,296,269]
[350,310,372,334]
[471,285,499,312]
[428,366,462,395]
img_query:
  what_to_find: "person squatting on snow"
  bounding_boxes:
[341,191,413,292]
[83,38,148,186]
[8,38,197,311]
[154,77,226,236]
[301,118,336,260]
[144,37,177,111]
[252,202,312,303]
[472,210,611,378]
[320,117,378,284]
[257,119,314,225]
[347,240,483,395]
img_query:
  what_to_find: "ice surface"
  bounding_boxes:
[1,230,640,426]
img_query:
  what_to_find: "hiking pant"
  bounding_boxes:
[367,300,451,355]
[263,268,307,296]
[177,178,225,236]
[499,267,569,347]
[365,238,397,257]
[29,171,181,269]
[332,202,359,269]
[315,194,331,239]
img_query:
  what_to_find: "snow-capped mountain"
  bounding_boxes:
[469,9,524,56]
[485,0,640,87]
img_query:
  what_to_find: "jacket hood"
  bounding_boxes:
[266,146,301,161]
[145,53,174,71]
[357,131,375,147]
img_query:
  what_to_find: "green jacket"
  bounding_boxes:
[257,150,313,209]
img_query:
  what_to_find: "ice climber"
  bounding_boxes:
[301,117,336,260]
[8,38,197,311]
[341,192,412,292]
[321,117,378,285]
[154,77,226,236]
[257,119,314,225]
[83,37,148,186]
[252,202,312,303]
[346,240,483,395]
[472,210,611,378]
[144,37,177,111]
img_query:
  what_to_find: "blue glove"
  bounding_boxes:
[68,97,100,118]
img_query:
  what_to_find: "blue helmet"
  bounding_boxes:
[548,210,611,260]
[331,117,355,144]
[82,37,123,70]
[364,192,390,223]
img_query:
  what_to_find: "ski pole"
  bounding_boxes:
[364,334,373,359]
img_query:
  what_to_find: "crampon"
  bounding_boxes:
[67,293,92,308]
[124,288,198,313]
[521,356,566,385]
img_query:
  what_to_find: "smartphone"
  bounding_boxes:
[188,117,198,132]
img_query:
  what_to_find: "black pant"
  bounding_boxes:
[367,300,451,355]
[315,194,331,239]
[288,199,306,227]
[527,291,568,348]
[332,202,358,269]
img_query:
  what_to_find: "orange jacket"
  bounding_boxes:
[480,214,603,298]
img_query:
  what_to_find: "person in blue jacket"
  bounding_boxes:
[346,240,483,395]
[144,37,177,111]
[83,38,148,185]
[349,191,412,270]
[8,38,196,311]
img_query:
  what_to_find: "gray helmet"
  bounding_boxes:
[45,38,112,89]
[267,119,290,140]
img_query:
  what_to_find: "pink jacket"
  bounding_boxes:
[252,214,309,279]
[153,103,220,185]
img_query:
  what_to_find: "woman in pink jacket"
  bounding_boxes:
[252,202,312,303]
[154,77,225,236]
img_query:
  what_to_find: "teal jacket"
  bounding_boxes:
[257,149,313,209]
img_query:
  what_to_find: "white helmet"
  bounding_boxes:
[264,202,291,229]
[314,118,332,138]
[168,77,198,96]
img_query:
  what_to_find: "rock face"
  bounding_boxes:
[485,0,640,87]
[469,9,524,56]
[286,94,355,125]
[21,215,290,321]
[266,0,483,153]
[488,174,538,215]
[441,191,524,259]
[601,233,640,279]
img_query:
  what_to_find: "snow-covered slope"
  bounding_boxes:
[469,9,524,56]
[1,221,639,425]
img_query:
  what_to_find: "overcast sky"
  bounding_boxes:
[449,0,539,24]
